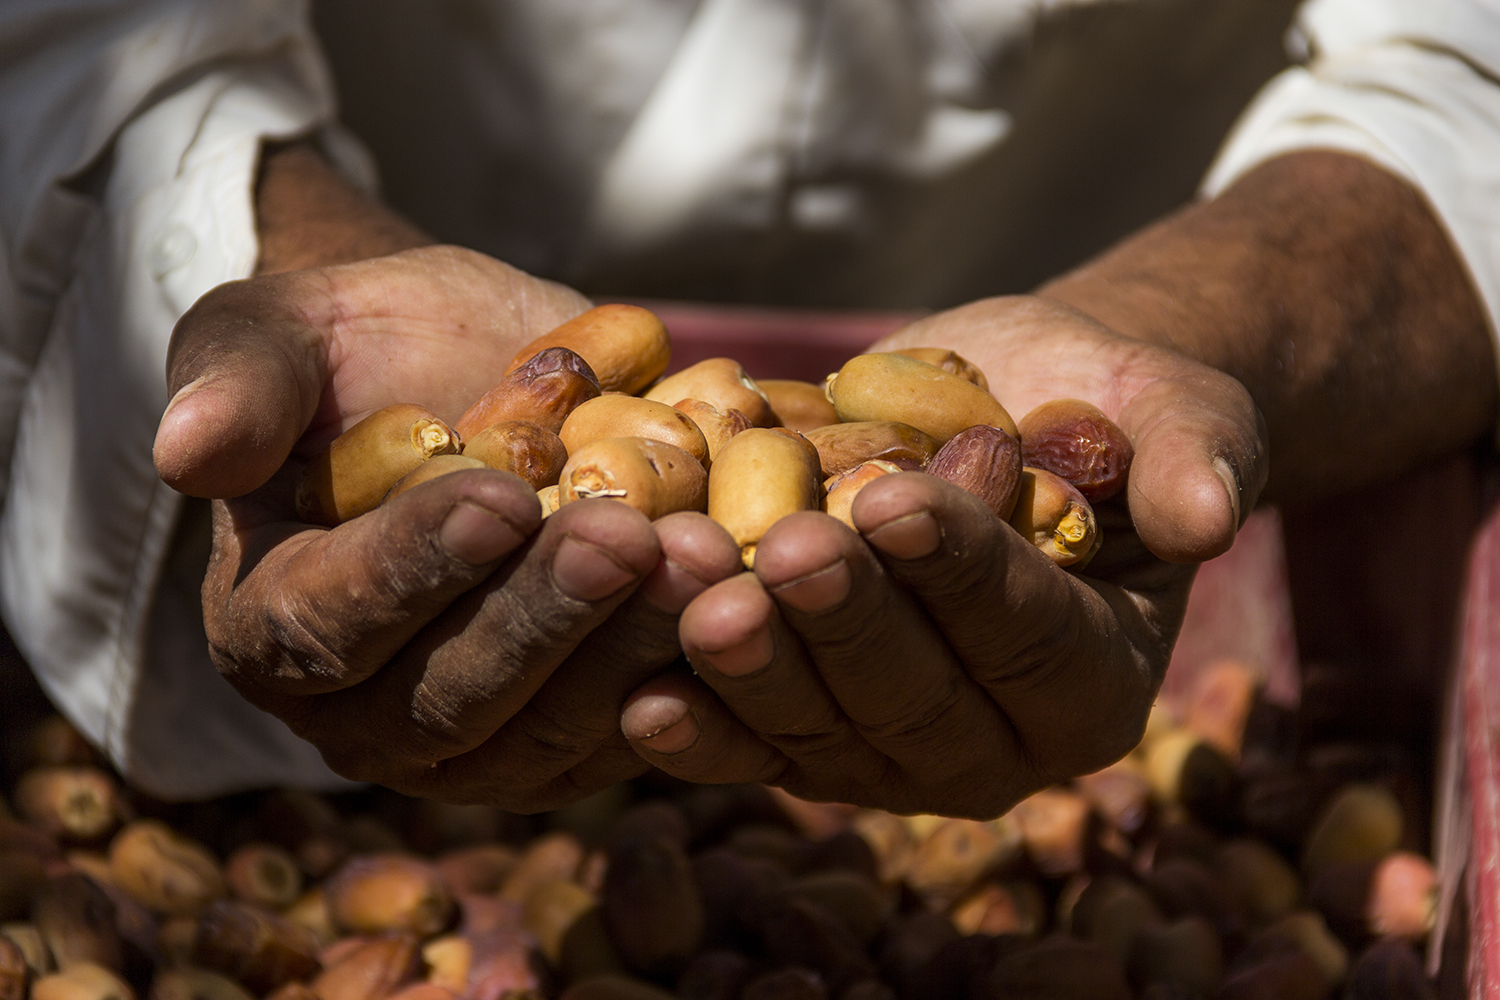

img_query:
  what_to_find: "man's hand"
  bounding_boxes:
[617,296,1266,818]
[617,151,1495,819]
[152,244,743,810]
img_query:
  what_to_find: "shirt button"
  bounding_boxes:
[150,224,197,278]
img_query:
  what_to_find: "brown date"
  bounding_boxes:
[507,304,670,395]
[925,425,1023,520]
[1017,398,1133,503]
[461,420,569,489]
[456,346,601,438]
[803,421,938,479]
[192,899,322,996]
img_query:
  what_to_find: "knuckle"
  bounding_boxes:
[486,586,595,668]
[206,594,343,694]
[255,590,353,688]
[514,704,612,757]
[317,741,406,786]
[863,676,964,744]
[395,682,500,764]
[755,702,847,741]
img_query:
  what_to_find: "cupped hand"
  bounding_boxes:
[153,246,741,809]
[621,295,1268,818]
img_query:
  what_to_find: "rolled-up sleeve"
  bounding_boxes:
[1203,0,1500,377]
[0,1,369,796]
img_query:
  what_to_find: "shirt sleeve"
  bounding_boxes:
[1202,0,1500,394]
[0,1,370,797]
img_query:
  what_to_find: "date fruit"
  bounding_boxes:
[1007,467,1101,568]
[560,396,710,469]
[456,347,602,438]
[826,353,1016,443]
[323,854,454,938]
[1018,398,1134,502]
[925,425,1023,520]
[760,379,837,433]
[13,767,121,843]
[803,421,938,479]
[461,421,569,489]
[673,400,752,463]
[108,820,225,918]
[191,899,322,995]
[507,305,670,395]
[223,843,302,912]
[707,428,823,569]
[891,348,989,392]
[823,461,902,530]
[296,405,460,527]
[643,358,777,428]
[559,438,708,520]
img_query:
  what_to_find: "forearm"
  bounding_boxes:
[1040,150,1496,504]
[254,142,432,275]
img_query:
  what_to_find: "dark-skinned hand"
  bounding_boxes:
[152,245,741,810]
[620,295,1268,819]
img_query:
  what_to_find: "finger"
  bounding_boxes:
[300,497,662,781]
[412,513,743,805]
[208,468,544,699]
[622,671,790,787]
[155,273,332,498]
[1118,373,1268,563]
[853,473,1158,780]
[750,510,1028,809]
[676,571,884,781]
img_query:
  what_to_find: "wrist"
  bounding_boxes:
[254,141,432,275]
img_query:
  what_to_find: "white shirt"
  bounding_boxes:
[3,0,1497,797]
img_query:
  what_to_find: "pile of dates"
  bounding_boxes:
[0,657,1443,1000]
[295,304,1132,570]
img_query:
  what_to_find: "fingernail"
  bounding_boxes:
[1213,456,1242,526]
[623,695,700,754]
[158,376,209,436]
[865,510,941,560]
[440,501,526,565]
[165,376,208,413]
[770,559,850,613]
[693,629,774,678]
[641,712,700,754]
[552,534,639,601]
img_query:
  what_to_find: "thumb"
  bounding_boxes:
[1119,373,1268,564]
[153,273,329,499]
